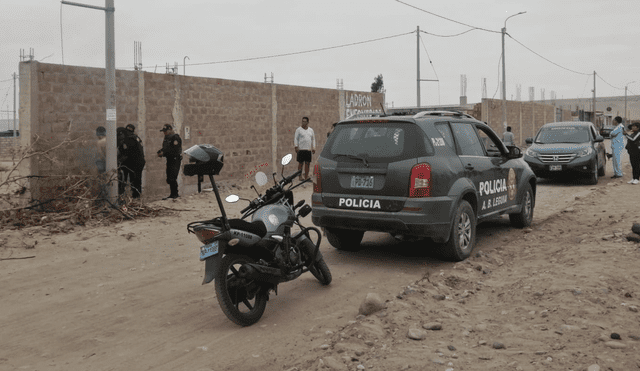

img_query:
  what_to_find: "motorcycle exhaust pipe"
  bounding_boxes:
[238,263,284,285]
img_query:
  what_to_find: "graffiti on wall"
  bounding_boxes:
[345,93,382,118]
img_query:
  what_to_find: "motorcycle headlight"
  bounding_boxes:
[576,147,593,157]
[525,148,539,158]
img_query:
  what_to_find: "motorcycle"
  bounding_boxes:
[183,144,331,326]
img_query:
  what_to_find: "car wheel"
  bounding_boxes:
[440,200,476,261]
[325,228,364,251]
[598,157,606,177]
[509,183,534,228]
[587,163,599,185]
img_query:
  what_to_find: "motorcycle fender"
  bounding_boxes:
[202,254,221,285]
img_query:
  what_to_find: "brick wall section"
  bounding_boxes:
[19,61,383,201]
[0,137,19,159]
[477,99,572,147]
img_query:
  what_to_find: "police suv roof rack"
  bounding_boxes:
[344,112,385,120]
[412,110,475,119]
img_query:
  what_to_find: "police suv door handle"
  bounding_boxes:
[464,164,474,170]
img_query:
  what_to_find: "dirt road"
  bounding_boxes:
[1,155,639,371]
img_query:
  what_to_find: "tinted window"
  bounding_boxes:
[451,123,484,156]
[476,126,502,157]
[435,122,455,149]
[535,126,591,144]
[324,122,430,162]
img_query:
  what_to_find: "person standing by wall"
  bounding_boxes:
[625,122,640,184]
[610,116,625,179]
[294,116,316,181]
[157,124,182,199]
[122,124,146,198]
[503,126,515,147]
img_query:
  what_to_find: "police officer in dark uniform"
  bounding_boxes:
[122,124,146,198]
[157,124,182,199]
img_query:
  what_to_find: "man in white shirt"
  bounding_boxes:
[503,126,515,147]
[294,116,316,181]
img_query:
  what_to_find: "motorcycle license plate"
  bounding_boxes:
[549,165,562,171]
[350,175,374,188]
[199,241,219,261]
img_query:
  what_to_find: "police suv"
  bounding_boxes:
[311,110,536,261]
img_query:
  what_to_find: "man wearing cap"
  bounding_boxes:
[157,124,182,199]
[121,124,146,198]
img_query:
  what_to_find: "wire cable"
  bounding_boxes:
[507,34,590,76]
[419,28,478,38]
[419,34,441,105]
[134,31,415,70]
[596,73,622,90]
[394,0,500,34]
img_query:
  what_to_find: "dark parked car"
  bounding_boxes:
[311,110,537,261]
[524,121,606,184]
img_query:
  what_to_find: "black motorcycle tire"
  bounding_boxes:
[214,254,268,326]
[308,252,332,285]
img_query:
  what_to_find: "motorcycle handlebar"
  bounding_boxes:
[281,170,302,186]
[240,170,303,215]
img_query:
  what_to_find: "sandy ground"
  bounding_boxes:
[1,148,640,371]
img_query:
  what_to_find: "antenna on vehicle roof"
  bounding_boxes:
[380,102,387,116]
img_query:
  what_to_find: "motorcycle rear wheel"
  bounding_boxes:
[308,252,332,285]
[215,254,268,326]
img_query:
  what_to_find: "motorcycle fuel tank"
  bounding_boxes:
[252,204,295,234]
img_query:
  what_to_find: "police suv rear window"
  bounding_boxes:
[324,122,433,162]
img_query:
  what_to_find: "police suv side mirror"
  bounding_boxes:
[594,135,604,143]
[525,137,533,145]
[506,146,523,159]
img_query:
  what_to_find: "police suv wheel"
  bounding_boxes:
[325,228,364,251]
[509,183,534,228]
[441,200,476,262]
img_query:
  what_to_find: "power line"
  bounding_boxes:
[133,31,415,70]
[507,34,591,76]
[420,29,478,38]
[394,0,500,34]
[419,35,441,105]
[596,73,622,90]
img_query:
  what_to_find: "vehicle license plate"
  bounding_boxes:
[549,165,562,171]
[199,241,219,261]
[350,175,374,188]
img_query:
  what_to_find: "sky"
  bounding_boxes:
[1,0,640,128]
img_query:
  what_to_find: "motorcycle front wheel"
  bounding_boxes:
[214,254,268,326]
[308,251,332,285]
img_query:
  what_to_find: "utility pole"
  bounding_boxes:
[416,26,420,107]
[183,56,189,76]
[502,11,526,132]
[13,72,17,138]
[592,71,596,126]
[61,0,117,203]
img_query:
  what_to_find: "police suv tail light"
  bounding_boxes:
[409,163,431,198]
[313,164,322,193]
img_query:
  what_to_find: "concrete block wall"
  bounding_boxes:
[18,61,383,201]
[0,137,19,158]
[479,99,572,147]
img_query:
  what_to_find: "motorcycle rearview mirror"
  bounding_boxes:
[281,154,292,166]
[255,171,268,186]
[225,195,240,203]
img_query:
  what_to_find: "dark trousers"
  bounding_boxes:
[166,158,181,197]
[119,163,144,198]
[629,151,640,180]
